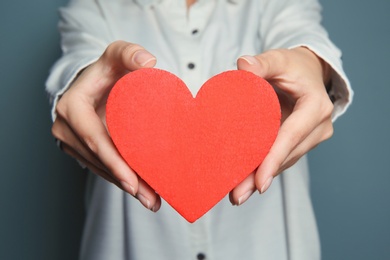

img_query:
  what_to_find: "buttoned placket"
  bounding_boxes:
[150,1,214,258]
[186,1,223,95]
[177,4,205,96]
[188,216,212,260]
[167,3,214,260]
[186,4,213,258]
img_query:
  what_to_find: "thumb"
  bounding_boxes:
[99,40,157,74]
[76,41,157,99]
[237,51,287,80]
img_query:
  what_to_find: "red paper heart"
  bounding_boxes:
[106,68,280,222]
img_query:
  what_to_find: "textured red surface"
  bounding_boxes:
[106,68,280,222]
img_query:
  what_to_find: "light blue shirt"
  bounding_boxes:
[46,0,352,259]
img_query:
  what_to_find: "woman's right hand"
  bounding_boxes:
[51,41,162,212]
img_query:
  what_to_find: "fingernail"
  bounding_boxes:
[239,55,258,65]
[136,193,152,210]
[260,176,273,194]
[133,50,156,67]
[237,189,255,206]
[121,181,136,196]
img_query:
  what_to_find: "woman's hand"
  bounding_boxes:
[51,41,162,212]
[230,47,334,205]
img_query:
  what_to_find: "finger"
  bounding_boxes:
[238,48,325,89]
[56,91,139,196]
[254,96,328,193]
[70,41,157,102]
[279,117,333,173]
[278,94,333,172]
[55,41,158,196]
[52,116,107,171]
[60,142,120,186]
[100,40,157,72]
[55,116,162,211]
[237,50,290,80]
[229,172,256,206]
[136,178,162,212]
[63,100,139,195]
[61,138,162,213]
[237,50,323,101]
[238,49,333,195]
[52,116,119,185]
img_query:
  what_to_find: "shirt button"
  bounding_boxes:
[197,253,206,260]
[192,29,199,35]
[187,63,196,69]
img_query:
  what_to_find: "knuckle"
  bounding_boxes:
[284,156,300,171]
[51,122,62,139]
[55,99,67,119]
[55,89,78,119]
[289,131,305,148]
[267,49,289,65]
[322,123,334,141]
[121,43,143,57]
[51,116,69,141]
[103,41,143,60]
[280,128,304,151]
[322,97,334,118]
[83,134,99,155]
[104,40,125,57]
[312,92,334,122]
[100,41,145,73]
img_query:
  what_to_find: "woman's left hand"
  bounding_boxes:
[229,47,334,205]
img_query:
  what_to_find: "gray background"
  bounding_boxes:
[0,0,389,259]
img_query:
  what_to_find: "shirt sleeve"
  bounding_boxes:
[259,0,353,121]
[45,0,113,121]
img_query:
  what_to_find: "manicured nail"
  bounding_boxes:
[151,200,161,212]
[260,176,273,194]
[121,181,136,196]
[136,193,152,210]
[239,55,258,65]
[133,50,156,67]
[237,189,255,206]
